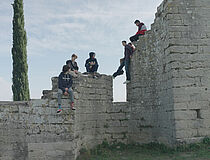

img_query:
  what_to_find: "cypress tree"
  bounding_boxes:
[12,0,30,101]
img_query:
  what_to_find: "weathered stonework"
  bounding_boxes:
[0,75,130,159]
[128,0,210,145]
[0,0,210,159]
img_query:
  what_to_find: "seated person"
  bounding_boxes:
[85,52,99,77]
[130,20,147,42]
[66,54,79,77]
[57,65,75,114]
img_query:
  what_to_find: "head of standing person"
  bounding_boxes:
[122,40,127,46]
[89,52,96,59]
[71,54,77,62]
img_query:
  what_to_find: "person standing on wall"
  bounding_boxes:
[112,41,133,84]
[130,20,147,42]
[57,65,75,114]
[85,52,99,78]
[66,54,79,77]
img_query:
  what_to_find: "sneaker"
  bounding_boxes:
[71,102,76,110]
[57,109,62,114]
[123,80,130,84]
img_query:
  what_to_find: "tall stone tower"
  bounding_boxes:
[128,0,210,145]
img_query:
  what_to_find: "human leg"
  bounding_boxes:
[86,66,91,72]
[125,59,131,81]
[129,34,140,42]
[69,71,78,77]
[57,89,63,113]
[57,89,63,106]
[68,88,75,110]
[92,65,98,72]
[113,60,125,78]
[67,88,74,103]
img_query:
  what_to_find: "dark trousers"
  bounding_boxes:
[130,34,143,42]
[86,65,98,73]
[113,58,130,80]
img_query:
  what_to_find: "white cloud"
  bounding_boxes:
[22,0,163,57]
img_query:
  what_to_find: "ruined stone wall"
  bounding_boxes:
[128,0,210,145]
[0,75,130,160]
[48,76,130,156]
[0,100,75,160]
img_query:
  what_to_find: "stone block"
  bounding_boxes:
[174,110,197,120]
[176,129,198,139]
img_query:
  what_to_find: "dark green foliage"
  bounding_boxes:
[12,0,30,101]
[77,138,210,160]
[202,136,210,145]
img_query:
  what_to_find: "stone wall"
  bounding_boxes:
[165,0,210,144]
[128,0,176,145]
[0,75,130,160]
[0,100,75,160]
[47,76,130,156]
[128,0,210,145]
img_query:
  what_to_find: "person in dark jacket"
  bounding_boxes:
[66,54,79,71]
[57,65,75,113]
[85,52,99,73]
[130,20,147,42]
[112,41,133,84]
[66,54,79,77]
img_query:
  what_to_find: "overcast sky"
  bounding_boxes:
[0,0,163,101]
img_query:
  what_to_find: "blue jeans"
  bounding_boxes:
[113,58,130,80]
[57,88,74,105]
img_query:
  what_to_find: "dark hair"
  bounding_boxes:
[134,20,140,24]
[128,42,132,45]
[89,52,95,58]
[62,65,70,73]
[72,54,77,58]
[122,40,126,43]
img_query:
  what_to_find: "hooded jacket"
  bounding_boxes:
[58,72,73,93]
[85,52,99,69]
[136,23,147,35]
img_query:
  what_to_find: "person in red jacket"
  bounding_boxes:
[130,20,147,42]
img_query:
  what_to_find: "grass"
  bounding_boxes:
[77,137,210,160]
